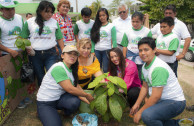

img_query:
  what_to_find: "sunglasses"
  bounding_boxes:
[66,52,79,56]
[119,11,126,15]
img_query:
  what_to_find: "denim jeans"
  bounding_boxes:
[95,50,109,73]
[141,100,186,126]
[29,47,57,86]
[37,93,81,126]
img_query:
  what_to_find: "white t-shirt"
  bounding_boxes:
[156,32,179,63]
[151,18,191,55]
[0,14,23,54]
[37,62,74,101]
[142,56,185,101]
[112,16,131,45]
[74,19,94,40]
[95,23,116,51]
[21,17,63,50]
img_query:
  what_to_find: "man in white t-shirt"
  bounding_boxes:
[0,0,22,58]
[112,4,131,51]
[151,4,191,76]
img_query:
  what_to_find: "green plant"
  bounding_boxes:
[88,73,127,122]
[14,37,31,50]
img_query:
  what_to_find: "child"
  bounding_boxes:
[121,12,152,79]
[90,8,117,73]
[130,37,185,125]
[155,16,179,73]
[74,7,94,43]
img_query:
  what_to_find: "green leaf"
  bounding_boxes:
[94,83,107,91]
[88,74,107,89]
[88,81,98,89]
[114,77,127,94]
[106,76,118,85]
[102,110,110,123]
[20,43,26,50]
[94,86,107,98]
[112,94,126,111]
[90,99,96,111]
[107,82,115,96]
[24,39,31,46]
[94,92,107,115]
[109,95,123,121]
[7,76,12,84]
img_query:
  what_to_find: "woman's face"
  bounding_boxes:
[61,51,78,66]
[58,4,69,16]
[40,8,53,21]
[99,11,108,24]
[78,43,91,58]
[110,51,120,66]
[132,16,143,30]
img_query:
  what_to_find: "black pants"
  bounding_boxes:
[127,87,140,108]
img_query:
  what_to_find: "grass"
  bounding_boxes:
[3,80,194,126]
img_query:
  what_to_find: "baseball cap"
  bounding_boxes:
[0,0,19,8]
[62,45,79,55]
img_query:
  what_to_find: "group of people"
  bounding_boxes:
[0,0,192,125]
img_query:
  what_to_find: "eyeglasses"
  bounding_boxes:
[119,11,126,15]
[66,52,79,57]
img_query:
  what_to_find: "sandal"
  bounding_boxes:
[186,105,194,111]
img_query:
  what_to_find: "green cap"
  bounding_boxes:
[0,0,19,8]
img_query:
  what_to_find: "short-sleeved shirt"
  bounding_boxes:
[0,14,23,54]
[37,62,74,101]
[112,16,131,45]
[20,17,63,50]
[121,26,152,64]
[151,17,191,55]
[74,19,94,40]
[141,56,185,101]
[78,57,101,88]
[156,32,179,63]
[91,23,117,52]
[52,12,74,43]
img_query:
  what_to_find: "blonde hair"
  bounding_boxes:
[57,0,71,12]
[77,38,92,49]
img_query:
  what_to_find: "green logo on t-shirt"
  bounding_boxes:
[157,41,166,49]
[100,30,108,38]
[35,26,52,35]
[131,37,141,44]
[8,26,21,36]
[84,28,91,35]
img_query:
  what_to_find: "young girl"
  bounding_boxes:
[91,8,117,73]
[121,12,152,78]
[36,45,94,126]
[20,1,64,86]
[108,47,141,108]
[77,38,103,89]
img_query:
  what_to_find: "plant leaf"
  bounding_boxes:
[102,110,110,123]
[107,82,115,96]
[106,76,118,85]
[88,81,98,89]
[109,95,123,121]
[94,83,107,91]
[90,99,96,111]
[24,39,31,46]
[114,77,127,94]
[88,74,107,89]
[94,86,107,98]
[94,92,107,115]
[112,94,126,111]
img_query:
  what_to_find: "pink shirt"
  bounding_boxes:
[117,59,141,90]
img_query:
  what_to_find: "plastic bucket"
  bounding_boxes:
[178,118,193,126]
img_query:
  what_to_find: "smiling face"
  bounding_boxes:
[99,11,108,24]
[58,3,69,16]
[61,51,78,67]
[110,51,120,66]
[138,44,156,65]
[132,16,143,30]
[1,8,15,19]
[40,7,53,21]
[78,43,91,58]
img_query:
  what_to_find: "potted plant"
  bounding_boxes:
[88,73,127,122]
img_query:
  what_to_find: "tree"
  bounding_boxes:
[139,0,194,24]
[89,0,104,19]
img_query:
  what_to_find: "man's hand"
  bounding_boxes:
[130,103,140,115]
[133,111,142,124]
[176,53,185,61]
[10,50,19,58]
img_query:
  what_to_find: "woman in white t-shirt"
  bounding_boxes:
[20,1,64,86]
[90,8,117,73]
[36,45,94,126]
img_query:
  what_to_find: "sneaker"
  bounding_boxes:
[17,101,27,109]
[24,97,33,105]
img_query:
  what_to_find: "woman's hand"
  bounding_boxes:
[133,111,142,124]
[130,103,140,115]
[85,93,94,102]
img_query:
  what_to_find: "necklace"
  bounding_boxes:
[79,57,89,76]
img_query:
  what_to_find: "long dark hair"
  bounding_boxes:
[90,8,109,43]
[35,1,55,35]
[108,48,126,78]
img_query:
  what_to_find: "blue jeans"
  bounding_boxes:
[95,50,109,73]
[141,100,186,126]
[37,93,81,126]
[29,47,57,86]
